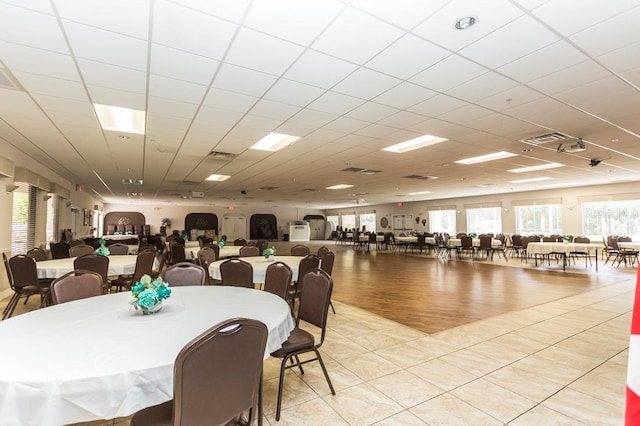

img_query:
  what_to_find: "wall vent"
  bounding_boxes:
[523,132,567,145]
[208,151,237,160]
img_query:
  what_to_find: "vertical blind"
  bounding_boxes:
[11,182,36,256]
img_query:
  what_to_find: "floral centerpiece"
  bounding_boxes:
[161,218,171,228]
[562,235,572,243]
[95,238,110,256]
[263,246,276,261]
[130,274,172,315]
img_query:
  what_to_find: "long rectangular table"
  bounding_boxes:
[526,242,602,271]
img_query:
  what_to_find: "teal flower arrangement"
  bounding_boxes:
[263,246,276,259]
[95,238,110,256]
[130,274,171,314]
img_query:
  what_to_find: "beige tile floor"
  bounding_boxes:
[2,255,635,425]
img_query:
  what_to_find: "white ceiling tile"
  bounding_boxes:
[77,59,146,94]
[345,102,398,123]
[412,0,524,52]
[264,79,325,107]
[0,3,68,53]
[202,87,258,112]
[569,6,640,57]
[212,63,277,97]
[152,0,237,60]
[195,106,245,126]
[288,109,338,127]
[150,44,220,85]
[323,117,369,133]
[0,41,79,81]
[86,85,146,110]
[460,15,560,69]
[249,99,301,121]
[147,96,199,119]
[597,41,640,73]
[332,68,401,100]
[509,0,549,10]
[13,72,88,101]
[555,76,630,105]
[234,115,282,133]
[244,0,344,45]
[225,28,305,76]
[56,0,150,39]
[307,92,364,115]
[312,7,404,65]
[63,21,148,71]
[410,55,488,92]
[407,94,467,117]
[284,50,358,89]
[528,61,611,94]
[351,0,448,30]
[373,82,437,110]
[447,72,519,103]
[366,34,451,80]
[149,74,208,104]
[169,0,251,23]
[379,111,427,128]
[476,85,544,111]
[437,104,493,124]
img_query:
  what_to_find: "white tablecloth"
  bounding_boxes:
[526,242,602,255]
[619,242,640,251]
[102,235,138,241]
[187,246,241,259]
[36,256,154,279]
[0,286,294,425]
[447,238,501,247]
[358,235,384,242]
[209,256,302,282]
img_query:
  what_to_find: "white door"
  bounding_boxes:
[222,216,247,241]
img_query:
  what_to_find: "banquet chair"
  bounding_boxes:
[169,241,187,265]
[609,239,639,267]
[569,236,592,267]
[271,269,335,421]
[320,251,336,314]
[3,255,50,319]
[290,244,310,256]
[477,235,493,260]
[196,246,218,285]
[264,261,293,307]
[316,246,329,260]
[69,244,95,258]
[26,247,47,262]
[233,238,247,246]
[74,253,110,293]
[50,241,70,259]
[220,259,254,288]
[239,245,261,257]
[508,234,523,258]
[131,318,268,426]
[289,254,320,309]
[457,236,475,260]
[151,247,170,279]
[68,239,84,247]
[109,250,156,292]
[161,262,206,286]
[107,243,130,255]
[50,270,103,304]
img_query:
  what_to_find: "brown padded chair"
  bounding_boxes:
[289,254,320,308]
[3,254,50,319]
[316,246,329,261]
[50,241,70,259]
[51,269,103,304]
[131,318,268,426]
[239,245,260,257]
[197,246,217,285]
[107,243,130,255]
[161,262,206,286]
[290,244,310,256]
[233,238,247,246]
[26,247,47,262]
[271,269,335,421]
[264,262,293,304]
[320,251,336,314]
[69,244,95,258]
[169,242,187,265]
[74,254,110,293]
[110,250,156,292]
[220,259,254,288]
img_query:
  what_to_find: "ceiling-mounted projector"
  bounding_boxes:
[557,138,585,153]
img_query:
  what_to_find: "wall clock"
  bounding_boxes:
[380,217,389,228]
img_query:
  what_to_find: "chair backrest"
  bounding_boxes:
[542,236,555,243]
[317,246,329,260]
[50,241,70,259]
[172,318,268,426]
[2,252,14,290]
[133,250,156,282]
[239,246,261,257]
[51,269,103,304]
[264,262,292,302]
[233,238,247,246]
[108,243,130,255]
[69,244,95,257]
[290,244,310,256]
[511,234,522,247]
[8,255,39,290]
[198,246,218,265]
[170,242,187,263]
[574,236,590,244]
[368,233,377,243]
[618,236,633,242]
[74,254,110,290]
[26,247,47,262]
[220,259,254,288]
[320,251,335,276]
[68,239,84,247]
[297,269,333,345]
[161,262,206,286]
[460,236,473,248]
[478,235,492,249]
[203,243,220,260]
[297,254,320,283]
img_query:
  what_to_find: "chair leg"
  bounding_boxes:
[2,293,20,320]
[314,349,335,395]
[329,300,336,314]
[275,355,290,421]
[2,293,19,316]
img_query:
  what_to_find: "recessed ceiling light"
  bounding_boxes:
[119,135,130,140]
[205,174,231,182]
[508,162,564,173]
[250,132,301,152]
[454,16,477,30]
[93,103,145,135]
[408,190,433,195]
[509,177,552,184]
[455,151,517,165]
[326,184,353,190]
[382,134,447,153]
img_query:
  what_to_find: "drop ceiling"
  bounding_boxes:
[0,0,639,209]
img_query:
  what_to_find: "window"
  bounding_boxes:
[359,213,376,233]
[326,215,339,230]
[428,209,456,234]
[515,204,562,235]
[466,207,502,234]
[341,214,356,231]
[11,182,36,256]
[582,200,640,240]
[46,194,58,244]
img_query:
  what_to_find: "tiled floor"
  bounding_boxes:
[2,251,635,425]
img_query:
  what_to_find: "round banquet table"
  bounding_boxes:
[36,255,149,279]
[0,286,294,425]
[209,255,302,283]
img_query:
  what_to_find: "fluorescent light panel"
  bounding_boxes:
[93,103,145,134]
[326,184,353,190]
[408,190,433,195]
[509,177,552,184]
[250,132,300,152]
[382,134,447,153]
[205,174,230,182]
[508,162,564,173]
[455,151,517,165]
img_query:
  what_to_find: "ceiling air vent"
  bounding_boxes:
[259,186,278,191]
[403,175,438,180]
[208,151,237,160]
[523,132,567,145]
